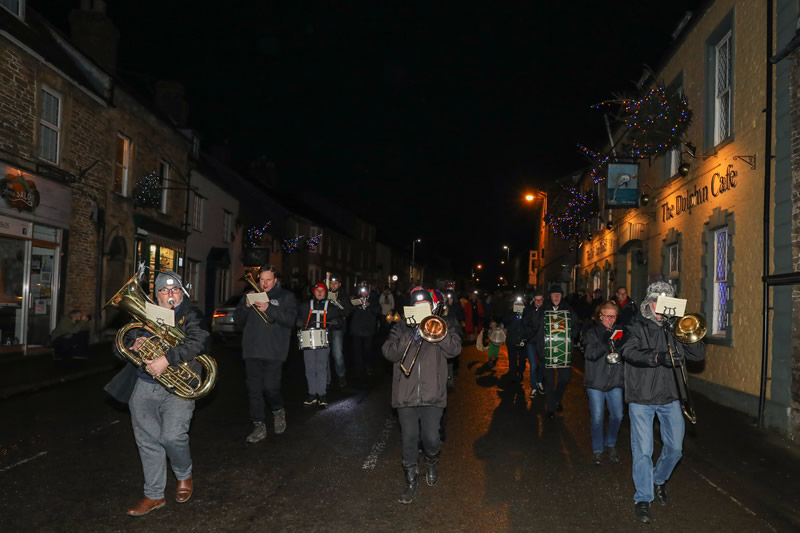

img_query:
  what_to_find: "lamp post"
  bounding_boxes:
[524,191,548,287]
[410,238,421,283]
[502,245,510,262]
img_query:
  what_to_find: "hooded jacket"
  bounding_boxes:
[620,302,705,405]
[382,316,462,408]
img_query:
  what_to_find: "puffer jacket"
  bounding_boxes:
[104,299,210,403]
[620,308,705,405]
[234,284,297,361]
[582,321,624,391]
[382,316,462,408]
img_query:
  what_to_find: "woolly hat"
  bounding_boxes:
[548,284,564,295]
[155,271,183,294]
[312,282,327,296]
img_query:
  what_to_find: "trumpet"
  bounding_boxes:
[399,314,448,377]
[241,272,274,325]
[664,313,707,424]
[386,311,402,323]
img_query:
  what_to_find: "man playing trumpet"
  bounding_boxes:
[382,287,462,504]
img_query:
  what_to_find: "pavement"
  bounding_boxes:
[2,340,799,529]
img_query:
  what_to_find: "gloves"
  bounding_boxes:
[656,351,683,366]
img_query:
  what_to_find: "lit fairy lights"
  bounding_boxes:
[306,233,323,249]
[283,235,304,253]
[246,221,272,247]
[133,172,162,208]
[544,187,598,242]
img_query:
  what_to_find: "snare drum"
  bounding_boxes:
[298,328,329,350]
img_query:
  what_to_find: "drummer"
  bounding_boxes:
[297,282,346,407]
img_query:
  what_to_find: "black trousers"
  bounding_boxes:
[398,406,443,467]
[351,335,374,374]
[544,367,572,412]
[245,359,284,422]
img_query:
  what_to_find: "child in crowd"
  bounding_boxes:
[477,320,506,366]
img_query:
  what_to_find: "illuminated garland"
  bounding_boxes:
[133,171,162,208]
[578,145,611,184]
[306,233,323,250]
[620,85,692,158]
[246,221,272,247]
[544,187,597,241]
[283,235,304,254]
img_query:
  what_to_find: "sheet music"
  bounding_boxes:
[403,305,431,326]
[655,296,687,318]
[513,303,525,314]
[246,292,269,305]
[350,298,363,306]
[145,302,175,327]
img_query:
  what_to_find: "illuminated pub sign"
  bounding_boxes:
[1,173,41,212]
[661,164,738,222]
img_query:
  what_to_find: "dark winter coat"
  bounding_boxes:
[326,290,352,331]
[382,316,462,408]
[104,299,210,403]
[615,297,639,326]
[620,308,705,405]
[349,291,381,337]
[582,321,624,391]
[521,304,540,342]
[296,297,347,330]
[234,285,297,362]
[501,310,526,347]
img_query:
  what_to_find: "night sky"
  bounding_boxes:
[36,0,701,281]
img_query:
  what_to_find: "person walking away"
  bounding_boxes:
[582,300,624,465]
[620,281,705,523]
[234,265,297,443]
[382,287,462,504]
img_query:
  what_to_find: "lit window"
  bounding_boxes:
[712,227,729,335]
[714,32,732,145]
[114,134,132,195]
[668,244,679,278]
[38,88,60,163]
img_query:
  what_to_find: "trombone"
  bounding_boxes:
[398,313,448,377]
[241,272,274,325]
[663,313,707,424]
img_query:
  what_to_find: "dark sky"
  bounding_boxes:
[36,0,701,281]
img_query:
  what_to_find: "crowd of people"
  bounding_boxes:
[102,266,704,524]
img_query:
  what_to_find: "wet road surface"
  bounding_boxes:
[0,339,797,532]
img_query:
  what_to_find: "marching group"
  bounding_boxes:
[104,265,704,524]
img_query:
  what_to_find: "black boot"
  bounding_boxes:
[424,452,440,487]
[398,465,418,504]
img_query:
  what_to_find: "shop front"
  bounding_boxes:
[132,215,186,298]
[0,165,71,356]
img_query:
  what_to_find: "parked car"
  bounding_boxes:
[211,294,243,338]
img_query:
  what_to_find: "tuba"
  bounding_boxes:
[104,273,218,400]
[664,313,707,424]
[241,272,274,324]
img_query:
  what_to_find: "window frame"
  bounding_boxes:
[38,86,62,164]
[222,210,233,244]
[712,227,729,336]
[714,30,733,146]
[114,133,132,196]
[0,0,24,18]
[158,160,170,213]
[191,193,205,232]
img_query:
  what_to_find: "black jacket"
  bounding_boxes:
[620,311,705,405]
[501,310,525,347]
[104,299,210,403]
[616,297,639,326]
[349,290,381,337]
[382,315,462,408]
[234,285,297,361]
[582,322,624,391]
[296,297,347,330]
[326,290,352,331]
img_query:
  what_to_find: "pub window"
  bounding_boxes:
[712,227,729,335]
[668,244,680,278]
[114,134,132,195]
[38,87,61,163]
[714,31,733,145]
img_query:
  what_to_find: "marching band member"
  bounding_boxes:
[234,265,297,444]
[621,281,705,523]
[327,275,352,387]
[296,282,346,406]
[104,271,210,517]
[536,284,580,418]
[349,282,381,377]
[382,287,462,504]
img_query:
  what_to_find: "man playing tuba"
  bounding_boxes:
[104,271,210,517]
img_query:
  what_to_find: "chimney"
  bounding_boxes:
[154,81,189,127]
[68,0,119,74]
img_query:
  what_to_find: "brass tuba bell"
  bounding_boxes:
[673,313,708,344]
[104,273,218,400]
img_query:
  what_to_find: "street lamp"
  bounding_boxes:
[502,245,510,262]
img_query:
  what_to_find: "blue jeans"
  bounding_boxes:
[525,343,542,388]
[587,387,624,453]
[329,329,346,379]
[629,400,685,504]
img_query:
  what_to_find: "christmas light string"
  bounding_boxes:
[133,171,163,208]
[306,233,323,250]
[544,186,598,242]
[246,221,272,248]
[283,235,304,254]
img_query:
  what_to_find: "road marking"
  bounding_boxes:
[0,451,47,473]
[361,417,394,471]
[87,419,120,437]
[691,468,776,531]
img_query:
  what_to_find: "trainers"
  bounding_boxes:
[654,483,668,505]
[634,501,651,523]
[304,394,318,406]
[318,395,328,407]
[529,389,537,398]
[246,422,267,443]
[606,446,620,463]
[273,409,286,434]
[537,382,544,394]
[592,452,603,465]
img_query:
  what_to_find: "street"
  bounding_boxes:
[0,339,797,532]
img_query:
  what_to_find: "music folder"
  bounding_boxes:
[403,305,431,326]
[655,296,687,318]
[246,292,269,305]
[145,302,175,327]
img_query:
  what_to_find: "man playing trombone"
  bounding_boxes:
[620,281,705,524]
[382,287,462,504]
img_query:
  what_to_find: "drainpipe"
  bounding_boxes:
[759,0,774,428]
